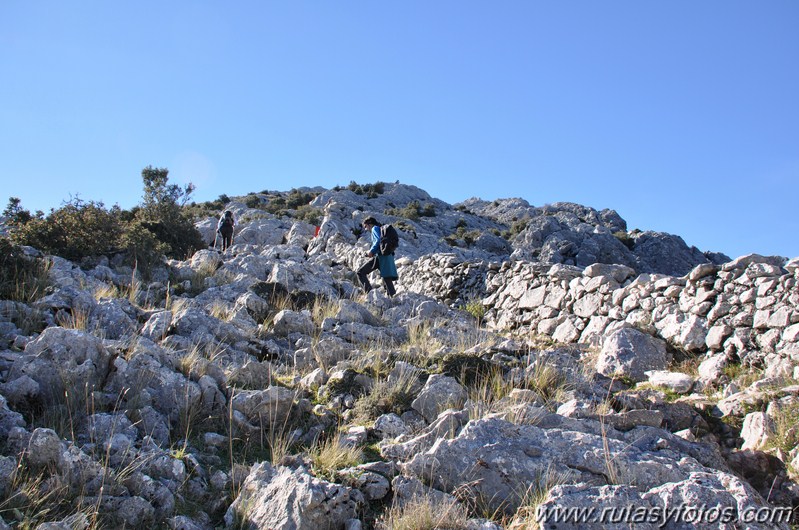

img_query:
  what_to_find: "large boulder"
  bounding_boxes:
[402,416,751,519]
[632,231,713,277]
[538,474,788,530]
[5,327,114,406]
[224,462,361,529]
[597,328,671,382]
[411,374,468,423]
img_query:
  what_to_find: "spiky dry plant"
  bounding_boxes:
[309,431,363,481]
[92,283,120,301]
[311,296,339,327]
[55,307,91,331]
[400,319,443,361]
[376,494,469,530]
[507,465,574,529]
[4,252,51,304]
[467,367,516,421]
[124,268,143,306]
[525,362,573,411]
[351,367,419,425]
[209,300,234,321]
[179,342,226,380]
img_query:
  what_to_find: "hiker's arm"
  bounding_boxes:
[367,226,380,256]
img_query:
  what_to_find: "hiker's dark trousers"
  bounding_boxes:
[357,256,396,297]
[219,227,233,251]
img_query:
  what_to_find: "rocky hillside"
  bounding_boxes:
[1,182,797,529]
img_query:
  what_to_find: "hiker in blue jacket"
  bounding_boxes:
[357,217,397,297]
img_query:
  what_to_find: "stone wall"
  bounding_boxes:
[400,253,799,375]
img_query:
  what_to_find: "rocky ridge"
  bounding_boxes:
[0,182,796,529]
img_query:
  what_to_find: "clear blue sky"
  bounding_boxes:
[2,2,797,259]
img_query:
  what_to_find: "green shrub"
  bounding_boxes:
[259,189,321,221]
[386,201,427,221]
[3,197,33,226]
[508,218,530,238]
[463,300,485,322]
[420,203,436,217]
[346,180,386,198]
[134,166,205,261]
[119,221,169,276]
[9,198,124,261]
[5,168,203,280]
[294,205,322,226]
[244,195,261,208]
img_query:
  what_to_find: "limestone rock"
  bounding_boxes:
[411,374,467,423]
[224,462,361,529]
[597,328,671,382]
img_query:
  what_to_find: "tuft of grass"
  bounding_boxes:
[352,368,419,425]
[124,267,143,305]
[179,342,226,380]
[600,416,621,485]
[311,296,339,327]
[56,307,91,331]
[209,300,234,321]
[309,431,363,481]
[377,494,469,530]
[400,320,443,361]
[525,363,573,410]
[176,261,219,296]
[632,382,682,402]
[265,425,296,467]
[467,367,515,421]
[0,239,51,303]
[257,292,298,337]
[507,466,574,528]
[765,401,799,456]
[0,463,77,528]
[168,296,190,314]
[93,283,120,301]
[723,362,764,389]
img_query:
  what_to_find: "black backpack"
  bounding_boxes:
[379,224,399,255]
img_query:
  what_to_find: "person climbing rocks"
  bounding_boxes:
[356,216,398,297]
[217,210,235,251]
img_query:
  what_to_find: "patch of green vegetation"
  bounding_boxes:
[253,189,323,223]
[506,217,530,239]
[385,200,436,221]
[765,402,799,455]
[334,180,386,198]
[462,300,485,322]
[6,166,205,278]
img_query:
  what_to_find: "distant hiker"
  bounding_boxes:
[357,217,398,297]
[217,210,235,251]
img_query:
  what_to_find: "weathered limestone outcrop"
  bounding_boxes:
[225,462,362,530]
[1,184,797,528]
